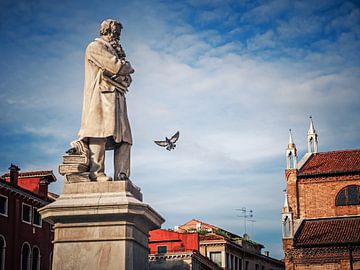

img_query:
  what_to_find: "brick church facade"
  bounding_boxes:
[282,118,360,269]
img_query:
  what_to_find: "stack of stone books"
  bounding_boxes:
[59,154,90,183]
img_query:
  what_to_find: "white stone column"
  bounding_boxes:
[40,180,164,270]
[221,251,226,268]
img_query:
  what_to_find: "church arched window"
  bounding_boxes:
[21,242,31,270]
[336,185,360,206]
[31,246,40,270]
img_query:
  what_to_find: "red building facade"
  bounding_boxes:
[149,229,222,270]
[0,165,57,270]
[149,221,284,270]
[149,229,199,254]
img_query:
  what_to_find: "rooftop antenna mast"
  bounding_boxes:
[248,219,256,237]
[236,207,253,235]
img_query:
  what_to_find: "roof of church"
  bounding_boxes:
[298,149,360,176]
[294,216,360,247]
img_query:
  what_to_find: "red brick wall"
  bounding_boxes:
[297,173,360,219]
[284,170,360,270]
[290,261,360,270]
[285,170,299,218]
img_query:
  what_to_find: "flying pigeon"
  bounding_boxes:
[154,131,180,151]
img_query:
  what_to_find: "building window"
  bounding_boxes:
[0,196,8,217]
[21,243,31,270]
[210,252,222,267]
[157,246,167,254]
[255,264,259,270]
[245,261,249,270]
[32,208,42,228]
[0,235,5,270]
[336,185,360,206]
[31,246,40,270]
[22,204,32,224]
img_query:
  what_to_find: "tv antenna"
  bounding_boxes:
[236,207,253,235]
[248,219,256,237]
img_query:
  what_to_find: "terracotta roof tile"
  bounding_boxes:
[295,217,360,247]
[298,149,360,176]
[1,170,56,182]
[179,219,218,230]
[199,234,225,241]
[2,170,53,177]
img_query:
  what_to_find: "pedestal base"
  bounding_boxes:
[40,180,164,270]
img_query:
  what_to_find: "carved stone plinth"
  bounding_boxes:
[39,180,164,270]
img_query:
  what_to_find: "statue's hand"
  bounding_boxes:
[118,61,134,76]
[123,75,132,87]
[113,74,132,89]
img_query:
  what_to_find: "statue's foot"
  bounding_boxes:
[115,173,129,181]
[120,173,129,180]
[90,173,112,182]
[97,175,113,182]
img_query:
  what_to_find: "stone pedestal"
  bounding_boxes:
[39,180,164,270]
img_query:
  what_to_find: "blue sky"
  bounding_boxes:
[0,0,359,259]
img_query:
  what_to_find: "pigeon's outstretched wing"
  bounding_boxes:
[154,140,168,147]
[169,131,180,143]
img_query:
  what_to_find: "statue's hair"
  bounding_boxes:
[100,19,123,36]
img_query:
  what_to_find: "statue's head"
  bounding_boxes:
[100,19,123,40]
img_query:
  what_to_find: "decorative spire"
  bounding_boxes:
[308,116,315,134]
[283,189,289,209]
[307,116,318,153]
[288,129,295,148]
[286,129,297,169]
[282,188,294,238]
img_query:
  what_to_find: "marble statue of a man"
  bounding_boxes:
[78,19,134,182]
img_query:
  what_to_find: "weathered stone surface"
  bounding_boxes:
[65,172,91,183]
[63,179,142,201]
[39,180,164,270]
[63,154,88,165]
[77,19,134,181]
[59,163,89,175]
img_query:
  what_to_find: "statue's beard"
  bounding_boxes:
[109,35,119,44]
[108,35,126,59]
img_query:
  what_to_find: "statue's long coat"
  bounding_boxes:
[78,38,132,148]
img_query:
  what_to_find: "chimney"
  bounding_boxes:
[264,251,270,257]
[9,164,20,186]
[38,178,49,200]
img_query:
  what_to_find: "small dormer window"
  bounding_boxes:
[336,185,360,206]
[157,246,167,254]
